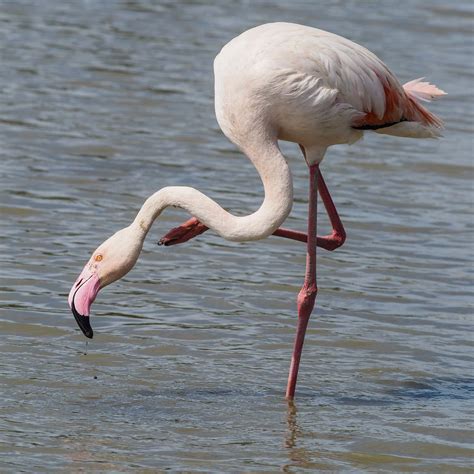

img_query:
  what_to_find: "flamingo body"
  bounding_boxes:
[68,23,445,399]
[215,23,444,165]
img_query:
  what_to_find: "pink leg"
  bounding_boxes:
[317,170,346,249]
[158,171,346,250]
[285,163,319,400]
[158,148,332,399]
[273,171,345,250]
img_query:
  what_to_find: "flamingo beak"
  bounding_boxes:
[68,267,101,339]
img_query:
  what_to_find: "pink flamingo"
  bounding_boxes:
[68,23,445,399]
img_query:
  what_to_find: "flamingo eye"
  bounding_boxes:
[94,254,103,262]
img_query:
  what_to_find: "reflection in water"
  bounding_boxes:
[285,401,301,450]
[283,401,312,471]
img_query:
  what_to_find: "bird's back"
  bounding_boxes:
[214,23,444,152]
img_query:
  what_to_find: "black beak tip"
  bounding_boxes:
[71,301,94,339]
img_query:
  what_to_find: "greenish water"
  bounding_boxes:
[0,0,473,472]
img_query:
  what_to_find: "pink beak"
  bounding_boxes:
[68,266,101,339]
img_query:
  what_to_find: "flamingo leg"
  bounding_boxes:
[285,162,319,400]
[158,216,208,246]
[158,170,345,250]
[273,170,345,250]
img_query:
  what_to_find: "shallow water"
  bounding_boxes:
[1,0,473,472]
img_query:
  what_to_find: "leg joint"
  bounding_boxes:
[331,230,346,250]
[300,284,318,297]
[323,230,346,251]
[297,283,318,311]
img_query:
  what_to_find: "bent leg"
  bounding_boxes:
[317,171,346,250]
[158,170,346,250]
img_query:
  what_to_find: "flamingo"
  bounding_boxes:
[68,23,445,399]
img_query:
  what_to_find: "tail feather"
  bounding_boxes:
[376,77,446,139]
[403,78,447,102]
[402,78,446,130]
[352,73,446,138]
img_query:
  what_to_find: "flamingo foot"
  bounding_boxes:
[158,217,209,246]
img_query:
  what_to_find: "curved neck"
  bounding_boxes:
[132,139,293,242]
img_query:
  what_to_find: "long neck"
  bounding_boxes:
[132,139,293,242]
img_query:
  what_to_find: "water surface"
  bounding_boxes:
[1,0,473,472]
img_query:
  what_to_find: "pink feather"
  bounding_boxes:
[403,78,447,102]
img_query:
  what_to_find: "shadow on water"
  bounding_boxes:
[136,386,270,400]
[130,375,474,405]
[337,377,474,406]
[385,377,474,401]
[281,378,474,471]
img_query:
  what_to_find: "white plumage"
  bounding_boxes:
[215,22,445,160]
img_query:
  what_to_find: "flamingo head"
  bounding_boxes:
[68,225,144,338]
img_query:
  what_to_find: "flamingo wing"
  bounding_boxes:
[307,32,445,130]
